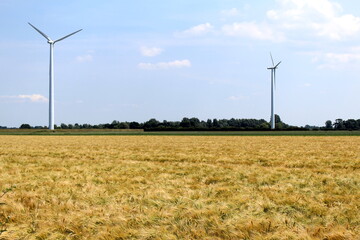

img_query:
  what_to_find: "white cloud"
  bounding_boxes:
[19,94,48,102]
[138,59,191,70]
[324,52,360,63]
[315,14,360,40]
[268,0,360,40]
[221,8,239,17]
[303,49,360,69]
[309,51,360,64]
[177,23,214,37]
[76,54,93,63]
[140,46,163,57]
[222,22,285,42]
[0,94,48,102]
[174,0,359,44]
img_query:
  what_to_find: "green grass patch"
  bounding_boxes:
[1,129,360,136]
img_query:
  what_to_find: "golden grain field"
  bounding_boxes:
[0,136,359,240]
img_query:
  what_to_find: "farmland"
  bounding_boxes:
[0,136,359,239]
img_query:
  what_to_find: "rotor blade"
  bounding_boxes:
[54,29,82,43]
[270,52,275,66]
[275,61,282,68]
[274,69,276,90]
[28,22,51,41]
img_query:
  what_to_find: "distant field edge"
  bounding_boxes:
[0,129,144,135]
[1,129,360,136]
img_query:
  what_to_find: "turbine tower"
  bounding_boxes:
[267,53,281,130]
[28,23,82,130]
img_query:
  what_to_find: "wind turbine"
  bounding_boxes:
[267,53,281,130]
[28,23,82,130]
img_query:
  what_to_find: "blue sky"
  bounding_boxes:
[1,0,360,128]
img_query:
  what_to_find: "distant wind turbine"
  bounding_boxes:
[267,53,281,130]
[28,22,82,130]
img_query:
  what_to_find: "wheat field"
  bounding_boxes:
[0,136,359,239]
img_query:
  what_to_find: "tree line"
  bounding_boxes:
[15,115,299,131]
[10,117,360,131]
[322,119,360,130]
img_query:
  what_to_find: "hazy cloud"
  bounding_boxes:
[138,60,191,70]
[324,52,360,63]
[221,8,239,17]
[309,50,360,63]
[0,94,48,102]
[222,22,285,42]
[177,23,214,37]
[303,49,360,69]
[140,46,163,57]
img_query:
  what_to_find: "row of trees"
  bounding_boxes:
[18,115,298,131]
[324,119,360,130]
[15,117,360,131]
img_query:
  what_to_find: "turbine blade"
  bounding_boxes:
[270,52,275,66]
[28,22,51,41]
[54,29,82,43]
[275,61,282,68]
[274,69,276,90]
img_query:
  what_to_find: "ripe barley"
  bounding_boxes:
[0,136,358,239]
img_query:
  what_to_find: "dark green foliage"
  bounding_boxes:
[325,120,333,129]
[15,115,295,131]
[331,118,360,130]
[11,116,360,131]
[19,124,31,129]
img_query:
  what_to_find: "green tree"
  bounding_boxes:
[19,124,31,129]
[144,119,160,129]
[259,122,270,129]
[206,119,212,128]
[344,119,358,130]
[325,120,333,129]
[189,117,201,128]
[180,118,191,128]
[213,119,220,128]
[275,114,282,124]
[334,119,344,130]
[129,121,140,129]
[111,120,120,129]
[119,122,129,129]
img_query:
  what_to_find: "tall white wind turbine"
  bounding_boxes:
[267,53,281,130]
[28,23,82,130]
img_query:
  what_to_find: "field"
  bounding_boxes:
[0,136,359,239]
[2,129,360,136]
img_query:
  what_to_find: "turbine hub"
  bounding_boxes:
[47,40,54,44]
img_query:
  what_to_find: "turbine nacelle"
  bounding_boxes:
[268,52,281,69]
